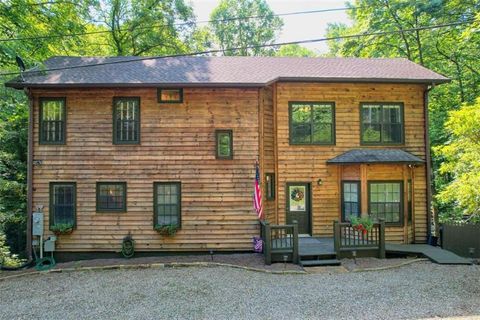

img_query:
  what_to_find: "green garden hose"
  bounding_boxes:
[35,257,56,271]
[121,235,135,258]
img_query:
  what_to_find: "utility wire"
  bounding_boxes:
[0,20,471,77]
[0,6,361,43]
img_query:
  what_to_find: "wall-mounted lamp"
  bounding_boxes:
[317,178,323,186]
[33,160,43,166]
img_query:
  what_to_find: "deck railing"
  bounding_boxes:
[333,219,385,259]
[260,220,299,265]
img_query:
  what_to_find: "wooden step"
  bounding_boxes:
[300,259,341,267]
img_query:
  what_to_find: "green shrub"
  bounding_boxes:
[0,232,23,267]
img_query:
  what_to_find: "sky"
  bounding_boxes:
[188,0,352,54]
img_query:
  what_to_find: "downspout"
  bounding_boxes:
[423,84,434,242]
[25,88,34,261]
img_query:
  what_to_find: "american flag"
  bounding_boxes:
[253,161,263,220]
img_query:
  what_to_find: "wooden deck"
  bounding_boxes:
[386,243,472,265]
[298,237,472,265]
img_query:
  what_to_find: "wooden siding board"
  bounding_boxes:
[32,88,260,252]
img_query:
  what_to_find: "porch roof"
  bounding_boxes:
[326,149,424,165]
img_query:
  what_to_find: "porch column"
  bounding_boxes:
[360,164,368,216]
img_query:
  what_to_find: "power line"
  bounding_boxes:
[0,6,361,43]
[0,20,471,77]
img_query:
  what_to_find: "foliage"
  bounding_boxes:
[276,44,317,57]
[349,215,374,234]
[154,224,178,236]
[209,0,283,56]
[91,0,198,56]
[326,0,480,223]
[50,223,74,235]
[434,98,480,223]
[0,232,23,267]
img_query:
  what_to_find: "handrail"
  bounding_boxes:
[334,219,385,258]
[260,220,299,265]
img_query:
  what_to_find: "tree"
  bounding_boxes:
[276,44,317,57]
[209,0,283,56]
[93,0,198,56]
[435,98,480,223]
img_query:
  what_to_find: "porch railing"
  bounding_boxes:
[260,220,299,265]
[333,219,385,259]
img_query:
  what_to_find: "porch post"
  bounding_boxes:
[292,221,299,264]
[264,221,271,265]
[379,219,386,259]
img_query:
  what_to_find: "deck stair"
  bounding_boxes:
[299,237,341,267]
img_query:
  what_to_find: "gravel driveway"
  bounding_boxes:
[1,261,479,320]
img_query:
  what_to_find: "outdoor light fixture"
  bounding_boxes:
[210,250,214,261]
[317,178,323,186]
[352,250,357,264]
[283,255,288,270]
[468,247,475,259]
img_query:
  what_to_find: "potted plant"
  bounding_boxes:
[154,224,179,237]
[50,223,74,236]
[349,215,373,237]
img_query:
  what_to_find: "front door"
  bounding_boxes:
[286,183,311,235]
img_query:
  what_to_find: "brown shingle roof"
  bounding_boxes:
[6,56,449,88]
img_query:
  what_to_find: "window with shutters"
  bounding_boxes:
[40,98,66,144]
[113,97,140,144]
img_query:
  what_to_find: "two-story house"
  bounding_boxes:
[6,56,448,257]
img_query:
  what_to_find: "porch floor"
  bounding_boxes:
[298,237,472,265]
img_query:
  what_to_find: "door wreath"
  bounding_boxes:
[290,188,305,202]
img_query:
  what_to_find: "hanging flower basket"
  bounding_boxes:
[349,216,373,237]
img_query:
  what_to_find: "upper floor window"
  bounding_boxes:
[113,97,140,144]
[289,102,335,145]
[158,88,183,103]
[216,130,233,159]
[50,182,76,228]
[40,98,66,144]
[361,103,403,144]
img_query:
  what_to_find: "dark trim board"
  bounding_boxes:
[53,250,255,263]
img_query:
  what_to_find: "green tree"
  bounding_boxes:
[276,44,317,57]
[435,98,480,223]
[93,0,198,56]
[209,0,283,56]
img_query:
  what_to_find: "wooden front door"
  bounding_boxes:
[286,183,311,235]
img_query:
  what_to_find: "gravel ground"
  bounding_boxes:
[1,261,479,320]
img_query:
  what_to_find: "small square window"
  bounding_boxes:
[158,88,183,103]
[96,182,127,212]
[216,130,233,159]
[265,173,275,200]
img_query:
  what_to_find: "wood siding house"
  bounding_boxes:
[6,56,448,255]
